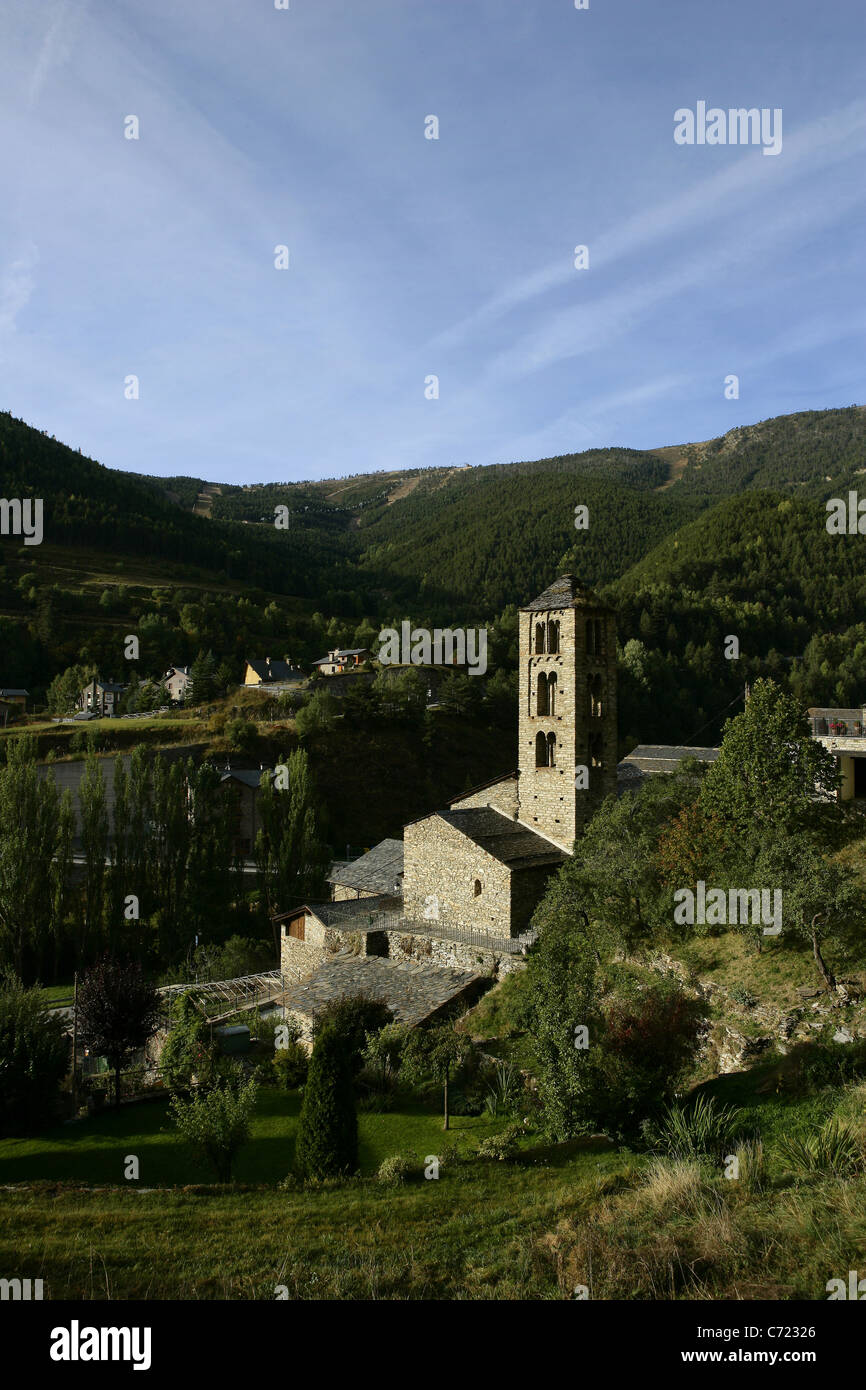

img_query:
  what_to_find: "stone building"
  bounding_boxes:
[276,574,618,1025]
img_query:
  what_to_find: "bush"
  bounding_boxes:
[476,1122,523,1162]
[272,1039,308,1089]
[0,975,70,1135]
[377,1152,414,1185]
[295,1026,358,1179]
[778,1119,863,1177]
[312,993,393,1075]
[651,1093,745,1163]
[592,971,708,1138]
[169,1070,258,1182]
[483,1059,524,1118]
[160,991,216,1095]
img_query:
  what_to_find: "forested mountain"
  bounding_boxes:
[4,403,866,736]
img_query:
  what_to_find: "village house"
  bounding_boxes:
[0,687,28,709]
[219,767,272,857]
[807,706,866,800]
[162,665,191,702]
[0,687,28,723]
[243,657,303,688]
[76,677,127,718]
[312,647,370,676]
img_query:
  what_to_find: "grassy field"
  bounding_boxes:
[0,1089,509,1187]
[1,1064,865,1299]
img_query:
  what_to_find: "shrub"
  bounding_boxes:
[295,1026,358,1179]
[778,1120,863,1177]
[653,1094,745,1163]
[160,991,216,1095]
[272,1039,308,1089]
[476,1122,523,1162]
[312,993,393,1075]
[483,1059,524,1118]
[169,1070,258,1182]
[377,1152,414,1185]
[593,971,708,1138]
[0,974,69,1135]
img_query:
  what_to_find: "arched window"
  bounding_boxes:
[473,879,482,897]
[548,671,557,717]
[587,674,602,719]
[589,733,603,768]
[536,671,549,716]
[534,622,546,654]
[535,731,548,767]
[547,732,557,766]
[547,620,559,654]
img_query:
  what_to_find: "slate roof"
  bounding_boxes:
[220,769,266,789]
[246,658,296,682]
[273,894,403,930]
[618,745,719,776]
[0,688,28,697]
[522,573,611,613]
[437,807,566,870]
[312,648,370,665]
[282,954,479,1027]
[327,838,404,894]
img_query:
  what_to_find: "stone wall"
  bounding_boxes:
[280,914,343,985]
[451,776,520,819]
[383,929,525,980]
[403,813,513,936]
[331,884,379,902]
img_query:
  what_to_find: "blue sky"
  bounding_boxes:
[1,0,865,484]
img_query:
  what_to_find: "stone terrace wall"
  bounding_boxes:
[383,929,524,981]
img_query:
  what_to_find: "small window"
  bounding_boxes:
[548,620,559,654]
[473,879,482,897]
[535,731,548,767]
[534,622,546,654]
[536,671,549,716]
[547,732,557,766]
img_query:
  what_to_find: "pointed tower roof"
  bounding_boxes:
[521,574,611,612]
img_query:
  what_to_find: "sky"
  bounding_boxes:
[1,0,865,485]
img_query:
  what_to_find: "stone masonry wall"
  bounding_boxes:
[280,915,343,985]
[450,776,520,819]
[383,930,525,980]
[404,814,513,936]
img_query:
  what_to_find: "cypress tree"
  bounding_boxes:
[294,1026,358,1179]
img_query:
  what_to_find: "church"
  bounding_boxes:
[275,575,619,1037]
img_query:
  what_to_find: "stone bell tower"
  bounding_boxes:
[517,574,617,853]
